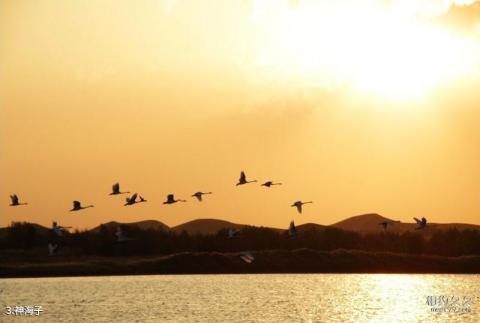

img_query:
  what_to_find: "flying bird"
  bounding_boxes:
[70,201,94,211]
[123,193,146,206]
[124,193,138,206]
[109,182,130,195]
[261,181,282,188]
[52,221,71,236]
[291,200,312,214]
[115,226,133,242]
[48,243,59,256]
[192,191,212,202]
[9,194,27,206]
[288,220,297,237]
[163,194,187,204]
[228,228,240,239]
[239,251,255,264]
[236,171,257,186]
[379,220,400,230]
[414,217,428,230]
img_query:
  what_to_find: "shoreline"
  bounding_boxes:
[1,248,479,278]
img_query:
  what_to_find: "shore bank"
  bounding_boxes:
[1,248,479,278]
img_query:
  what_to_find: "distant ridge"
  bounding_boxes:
[295,223,327,233]
[332,213,480,235]
[171,219,245,235]
[0,222,50,238]
[1,214,480,236]
[90,220,169,233]
[332,213,395,233]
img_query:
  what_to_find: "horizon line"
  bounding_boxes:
[2,213,480,231]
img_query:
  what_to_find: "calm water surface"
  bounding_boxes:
[2,274,479,322]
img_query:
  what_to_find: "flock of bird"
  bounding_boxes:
[8,171,313,257]
[8,171,431,258]
[377,217,430,230]
[9,171,312,214]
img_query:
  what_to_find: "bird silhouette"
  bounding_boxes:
[52,221,71,236]
[236,171,257,186]
[228,228,240,239]
[115,226,133,242]
[163,194,187,204]
[414,217,428,230]
[291,200,312,214]
[124,193,137,206]
[379,220,400,230]
[192,191,212,202]
[48,243,59,256]
[124,193,147,206]
[287,220,297,237]
[239,251,255,264]
[70,201,94,211]
[261,181,282,187]
[9,194,27,206]
[109,182,130,195]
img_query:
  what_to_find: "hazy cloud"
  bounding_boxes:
[389,0,478,17]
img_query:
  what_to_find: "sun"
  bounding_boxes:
[253,2,479,101]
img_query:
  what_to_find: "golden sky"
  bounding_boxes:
[2,0,480,229]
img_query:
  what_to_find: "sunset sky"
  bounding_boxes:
[2,0,480,230]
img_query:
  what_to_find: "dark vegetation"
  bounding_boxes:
[2,221,480,257]
[1,222,479,277]
[1,249,479,277]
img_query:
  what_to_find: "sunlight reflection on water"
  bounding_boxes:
[2,274,479,322]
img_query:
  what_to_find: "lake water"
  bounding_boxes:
[2,274,479,322]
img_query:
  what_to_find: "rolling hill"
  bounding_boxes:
[331,213,480,235]
[1,214,479,237]
[0,222,51,238]
[295,223,327,233]
[171,219,245,235]
[90,220,169,233]
[332,213,398,233]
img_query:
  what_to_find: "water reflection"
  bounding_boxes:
[2,274,479,322]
